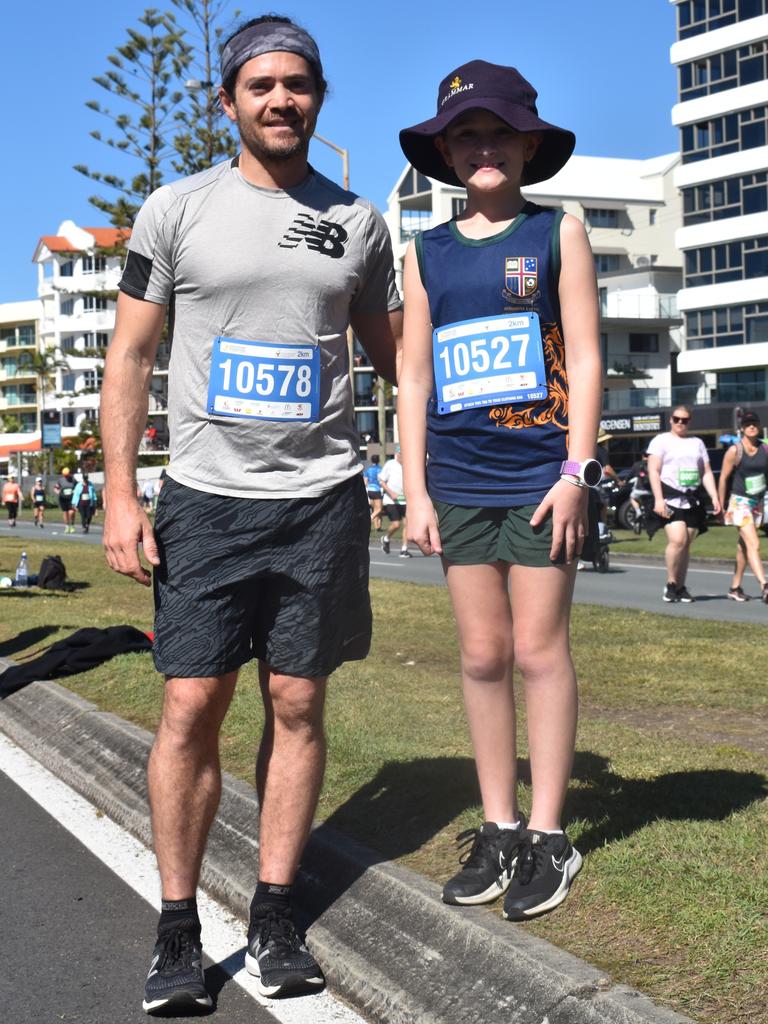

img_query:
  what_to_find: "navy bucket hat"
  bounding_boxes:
[399,60,575,187]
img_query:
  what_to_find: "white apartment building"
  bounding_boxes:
[0,299,42,474]
[670,0,768,414]
[386,154,684,463]
[31,220,170,451]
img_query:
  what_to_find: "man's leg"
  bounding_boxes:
[246,663,327,997]
[256,663,327,883]
[148,672,238,898]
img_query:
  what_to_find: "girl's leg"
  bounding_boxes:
[663,520,691,586]
[444,561,518,823]
[508,562,578,832]
[732,536,747,590]
[738,521,767,588]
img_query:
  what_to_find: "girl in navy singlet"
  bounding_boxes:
[398,61,602,920]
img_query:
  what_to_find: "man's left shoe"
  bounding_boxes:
[399,549,412,558]
[142,919,212,1015]
[502,829,582,920]
[245,908,325,998]
[676,586,695,603]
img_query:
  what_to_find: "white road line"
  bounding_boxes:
[610,560,735,577]
[0,733,368,1024]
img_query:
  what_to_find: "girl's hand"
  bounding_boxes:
[653,499,669,518]
[406,497,443,557]
[530,478,588,563]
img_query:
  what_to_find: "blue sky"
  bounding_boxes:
[0,1,679,302]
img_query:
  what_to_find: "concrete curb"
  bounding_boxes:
[0,674,694,1024]
[610,552,734,571]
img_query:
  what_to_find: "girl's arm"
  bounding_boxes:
[717,446,736,511]
[399,241,442,556]
[531,214,602,562]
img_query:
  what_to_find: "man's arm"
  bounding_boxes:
[349,309,403,386]
[101,291,167,585]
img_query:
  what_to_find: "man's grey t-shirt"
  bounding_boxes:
[120,160,400,498]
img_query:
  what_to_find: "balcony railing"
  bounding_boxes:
[600,294,680,320]
[602,380,768,412]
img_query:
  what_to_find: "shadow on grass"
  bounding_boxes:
[0,625,62,658]
[299,753,766,922]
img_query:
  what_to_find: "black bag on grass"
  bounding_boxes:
[37,555,74,592]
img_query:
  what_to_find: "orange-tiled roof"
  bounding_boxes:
[40,235,78,253]
[84,227,132,247]
[0,436,42,457]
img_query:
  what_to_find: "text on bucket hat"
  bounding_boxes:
[399,60,575,188]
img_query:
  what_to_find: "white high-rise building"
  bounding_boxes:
[670,0,768,408]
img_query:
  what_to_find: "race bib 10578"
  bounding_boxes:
[433,312,546,415]
[207,336,320,422]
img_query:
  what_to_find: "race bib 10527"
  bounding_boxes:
[433,312,546,415]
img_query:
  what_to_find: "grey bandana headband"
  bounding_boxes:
[220,23,323,88]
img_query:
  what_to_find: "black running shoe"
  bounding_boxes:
[676,586,695,603]
[502,830,582,920]
[442,820,527,906]
[662,583,679,603]
[245,908,324,998]
[142,918,212,1015]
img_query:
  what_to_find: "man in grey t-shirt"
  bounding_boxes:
[101,14,401,1014]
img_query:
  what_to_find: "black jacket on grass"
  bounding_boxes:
[0,626,152,699]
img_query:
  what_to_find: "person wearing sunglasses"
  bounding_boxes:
[717,411,768,603]
[647,406,720,603]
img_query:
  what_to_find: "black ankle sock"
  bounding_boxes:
[159,897,199,931]
[250,880,292,919]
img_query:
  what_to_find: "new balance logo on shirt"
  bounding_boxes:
[278,214,348,258]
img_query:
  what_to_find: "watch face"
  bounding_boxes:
[582,460,603,487]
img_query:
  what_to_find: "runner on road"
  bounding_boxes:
[717,410,768,603]
[31,476,46,528]
[398,60,602,920]
[379,446,410,556]
[363,454,383,530]
[3,473,22,527]
[100,13,401,1015]
[54,467,76,533]
[647,406,720,603]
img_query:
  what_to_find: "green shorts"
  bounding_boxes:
[433,500,564,567]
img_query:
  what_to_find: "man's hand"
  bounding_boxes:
[530,479,588,563]
[406,496,443,557]
[103,494,161,586]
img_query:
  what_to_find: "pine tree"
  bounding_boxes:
[171,0,239,174]
[74,8,191,227]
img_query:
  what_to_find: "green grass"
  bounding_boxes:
[1,536,766,1024]
[611,523,746,561]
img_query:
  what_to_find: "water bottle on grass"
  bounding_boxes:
[15,551,29,587]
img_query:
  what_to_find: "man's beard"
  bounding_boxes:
[236,113,314,164]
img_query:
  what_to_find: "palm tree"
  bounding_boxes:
[17,346,71,433]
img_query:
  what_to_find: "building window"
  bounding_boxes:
[649,209,657,226]
[83,331,108,350]
[62,411,77,428]
[60,298,75,316]
[717,368,766,404]
[83,295,107,312]
[61,336,76,352]
[600,332,608,368]
[685,302,768,349]
[399,208,432,242]
[676,0,768,41]
[594,253,620,274]
[682,172,768,225]
[452,197,468,217]
[682,106,768,164]
[61,373,76,392]
[59,260,74,277]
[629,334,659,353]
[0,324,35,347]
[81,254,107,274]
[585,208,619,229]
[684,235,768,287]
[678,42,768,100]
[82,369,103,391]
[398,167,432,199]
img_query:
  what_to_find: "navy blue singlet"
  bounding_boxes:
[417,203,568,507]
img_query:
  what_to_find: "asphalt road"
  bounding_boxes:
[4,516,767,625]
[0,735,369,1024]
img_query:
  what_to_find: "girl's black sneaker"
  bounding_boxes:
[502,830,582,920]
[442,819,527,905]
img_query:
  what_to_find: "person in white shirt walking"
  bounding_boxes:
[379,446,410,557]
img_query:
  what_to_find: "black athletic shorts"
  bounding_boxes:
[152,474,372,679]
[385,503,406,522]
[59,499,72,512]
